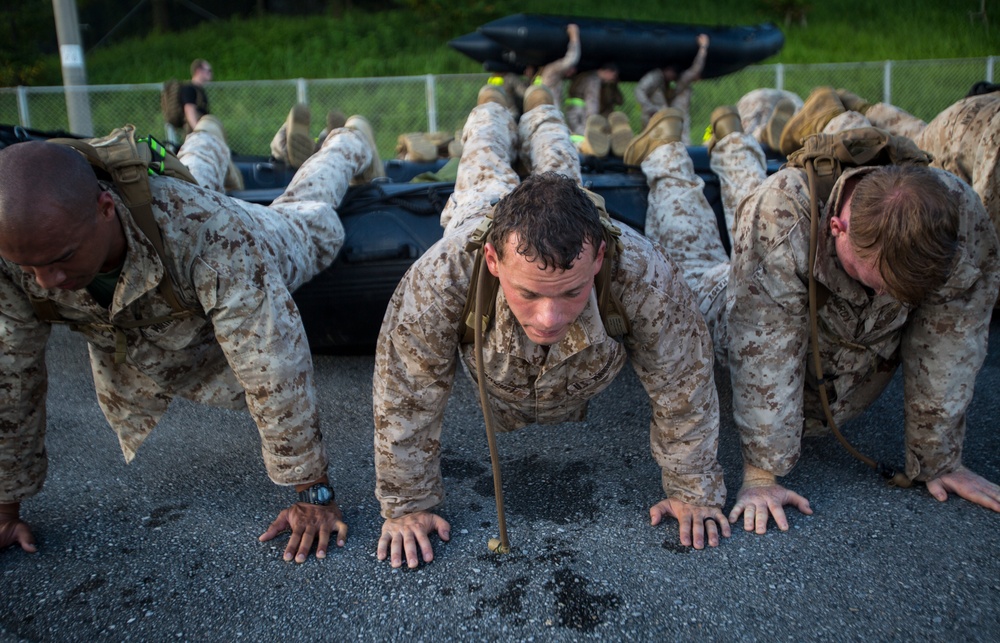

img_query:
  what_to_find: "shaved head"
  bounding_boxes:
[0,141,101,236]
[0,141,126,290]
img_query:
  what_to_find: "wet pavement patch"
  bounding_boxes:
[545,568,621,632]
[474,576,531,619]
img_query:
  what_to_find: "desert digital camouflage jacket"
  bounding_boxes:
[727,165,1000,481]
[373,219,725,519]
[0,177,327,503]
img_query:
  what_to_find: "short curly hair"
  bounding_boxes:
[489,172,605,270]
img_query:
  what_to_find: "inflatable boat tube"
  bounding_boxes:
[473,13,784,81]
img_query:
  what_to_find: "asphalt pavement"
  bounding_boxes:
[2,318,999,642]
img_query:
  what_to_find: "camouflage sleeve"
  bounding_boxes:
[727,173,813,476]
[540,35,581,90]
[373,246,467,519]
[620,233,726,507]
[0,264,53,503]
[900,175,1000,481]
[191,213,327,487]
[634,69,662,114]
[677,42,709,91]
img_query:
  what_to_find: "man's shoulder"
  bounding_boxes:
[145,177,252,247]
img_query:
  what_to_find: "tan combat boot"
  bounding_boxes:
[623,108,683,166]
[345,115,385,184]
[522,84,555,112]
[579,114,611,157]
[706,105,743,155]
[477,85,509,107]
[395,133,438,162]
[284,103,314,169]
[836,88,872,114]
[608,111,633,157]
[316,110,347,146]
[762,97,796,152]
[447,128,463,158]
[778,87,846,156]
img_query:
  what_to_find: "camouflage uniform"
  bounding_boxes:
[564,71,624,136]
[635,43,708,143]
[0,126,372,503]
[646,120,1000,483]
[374,102,725,519]
[535,37,581,109]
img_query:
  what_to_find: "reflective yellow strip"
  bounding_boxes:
[702,124,713,144]
[488,76,504,86]
[564,97,585,108]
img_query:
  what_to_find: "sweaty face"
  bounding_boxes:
[484,236,604,346]
[831,196,887,295]
[0,191,123,291]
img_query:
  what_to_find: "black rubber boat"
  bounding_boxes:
[450,13,784,82]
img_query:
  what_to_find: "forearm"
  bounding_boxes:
[678,43,709,89]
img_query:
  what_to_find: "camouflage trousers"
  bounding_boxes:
[178,121,370,292]
[736,88,804,144]
[642,133,766,363]
[177,129,230,192]
[441,101,579,234]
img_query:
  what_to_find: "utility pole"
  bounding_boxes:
[52,0,93,135]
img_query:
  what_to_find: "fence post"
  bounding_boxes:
[988,56,995,83]
[296,78,308,105]
[425,74,438,133]
[16,86,31,128]
[775,62,784,91]
[882,60,892,105]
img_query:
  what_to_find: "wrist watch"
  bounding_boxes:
[297,482,335,506]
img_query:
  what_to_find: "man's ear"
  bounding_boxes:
[829,214,846,238]
[484,242,501,278]
[592,239,606,276]
[97,190,117,221]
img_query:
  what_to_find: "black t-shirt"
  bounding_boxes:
[178,84,209,118]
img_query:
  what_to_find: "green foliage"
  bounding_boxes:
[0,1,57,86]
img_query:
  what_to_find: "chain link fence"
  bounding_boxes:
[0,57,994,157]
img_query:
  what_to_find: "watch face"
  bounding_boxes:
[315,485,333,504]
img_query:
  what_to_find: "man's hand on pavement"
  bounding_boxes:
[259,501,348,563]
[926,466,1000,512]
[727,464,812,534]
[377,511,451,569]
[0,502,37,553]
[650,498,731,549]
